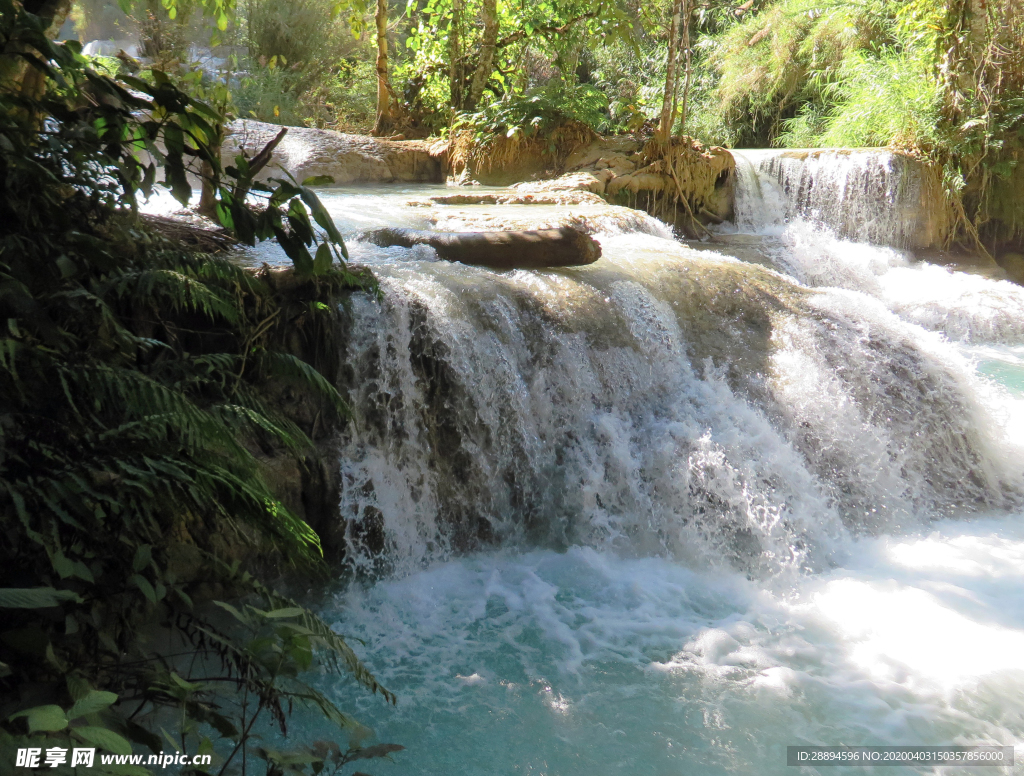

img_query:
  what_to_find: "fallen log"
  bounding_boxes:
[364,226,601,269]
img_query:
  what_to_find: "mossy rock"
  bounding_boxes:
[997,252,1024,284]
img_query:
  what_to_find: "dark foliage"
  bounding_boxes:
[0,2,398,773]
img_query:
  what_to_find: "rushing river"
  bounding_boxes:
[153,157,1024,773]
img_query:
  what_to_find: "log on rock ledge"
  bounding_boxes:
[364,226,601,269]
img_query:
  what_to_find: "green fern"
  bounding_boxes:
[0,3,390,773]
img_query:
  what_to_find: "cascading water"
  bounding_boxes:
[731,148,950,249]
[228,171,1024,773]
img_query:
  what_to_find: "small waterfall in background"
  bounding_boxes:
[732,148,949,249]
[730,150,787,232]
[274,169,1024,774]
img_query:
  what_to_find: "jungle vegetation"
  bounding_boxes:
[1,0,1023,773]
[58,0,1024,248]
[0,0,400,774]
[57,0,1024,253]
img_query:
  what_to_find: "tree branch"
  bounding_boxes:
[495,6,605,50]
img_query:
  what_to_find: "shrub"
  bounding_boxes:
[0,6,396,774]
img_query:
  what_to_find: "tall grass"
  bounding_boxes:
[707,0,1024,247]
[779,50,945,150]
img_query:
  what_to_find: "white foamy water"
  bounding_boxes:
[729,150,1024,345]
[277,172,1024,775]
[318,518,1024,776]
[145,175,1024,773]
[764,221,1024,345]
[333,214,1022,575]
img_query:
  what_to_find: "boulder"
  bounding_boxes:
[423,190,607,206]
[512,170,613,195]
[364,226,601,269]
[223,119,445,185]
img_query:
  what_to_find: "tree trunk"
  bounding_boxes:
[677,0,693,135]
[466,0,499,112]
[365,226,602,268]
[371,0,403,136]
[657,0,683,141]
[196,134,222,219]
[449,0,464,110]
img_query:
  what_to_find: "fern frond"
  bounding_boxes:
[214,558,395,704]
[105,269,240,324]
[258,351,349,420]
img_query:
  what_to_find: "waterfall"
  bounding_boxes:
[329,193,1022,579]
[730,151,787,232]
[732,148,949,249]
[730,151,1024,346]
[255,176,1023,775]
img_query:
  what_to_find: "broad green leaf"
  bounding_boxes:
[9,705,68,733]
[164,153,191,205]
[68,690,118,720]
[132,544,152,572]
[211,600,247,623]
[131,574,157,603]
[267,178,302,207]
[313,244,334,275]
[67,675,92,701]
[298,188,344,246]
[274,227,315,276]
[301,175,335,187]
[163,123,184,156]
[50,552,76,579]
[264,606,305,619]
[160,727,181,754]
[74,726,133,755]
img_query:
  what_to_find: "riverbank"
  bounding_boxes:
[224,121,1023,280]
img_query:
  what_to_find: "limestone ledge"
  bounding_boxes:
[223,119,446,185]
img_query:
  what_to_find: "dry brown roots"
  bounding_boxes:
[448,121,596,180]
[606,136,735,238]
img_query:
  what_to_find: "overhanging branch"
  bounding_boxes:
[495,5,605,50]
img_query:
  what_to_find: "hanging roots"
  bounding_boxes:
[448,120,596,181]
[606,136,736,238]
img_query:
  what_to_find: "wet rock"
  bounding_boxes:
[564,135,644,169]
[594,155,638,176]
[998,252,1024,284]
[512,170,613,195]
[424,190,607,206]
[427,203,666,236]
[365,226,602,268]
